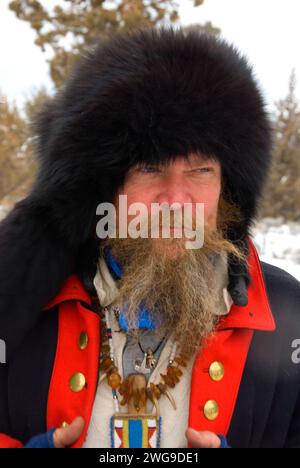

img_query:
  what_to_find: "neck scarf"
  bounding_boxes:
[103,246,156,331]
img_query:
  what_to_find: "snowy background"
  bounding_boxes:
[252,218,300,281]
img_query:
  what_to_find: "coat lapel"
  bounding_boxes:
[188,237,276,440]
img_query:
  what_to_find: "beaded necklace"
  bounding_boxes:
[99,305,189,448]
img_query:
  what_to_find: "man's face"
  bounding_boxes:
[117,153,222,229]
[105,153,244,356]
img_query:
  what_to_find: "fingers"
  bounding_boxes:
[53,416,85,448]
[186,428,221,449]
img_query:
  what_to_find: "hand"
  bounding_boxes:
[186,428,221,448]
[53,416,85,448]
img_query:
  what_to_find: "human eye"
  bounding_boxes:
[137,165,160,174]
[192,167,214,173]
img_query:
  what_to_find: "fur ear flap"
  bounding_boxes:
[0,196,76,360]
[75,238,99,295]
[227,238,251,307]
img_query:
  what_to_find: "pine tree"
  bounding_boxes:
[0,93,30,199]
[9,0,213,88]
[0,88,49,202]
[261,70,300,221]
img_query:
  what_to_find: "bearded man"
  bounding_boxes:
[0,28,300,449]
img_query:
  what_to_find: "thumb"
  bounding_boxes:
[53,416,85,448]
[186,428,221,448]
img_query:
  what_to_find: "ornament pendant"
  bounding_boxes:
[134,353,151,374]
[110,413,162,448]
[110,373,162,448]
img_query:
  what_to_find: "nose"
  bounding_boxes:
[155,173,193,207]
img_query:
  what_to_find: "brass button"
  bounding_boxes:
[69,372,86,392]
[61,421,69,429]
[203,400,219,421]
[78,332,89,350]
[209,361,225,382]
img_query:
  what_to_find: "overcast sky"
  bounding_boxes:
[0,0,299,112]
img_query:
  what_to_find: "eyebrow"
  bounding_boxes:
[187,155,216,166]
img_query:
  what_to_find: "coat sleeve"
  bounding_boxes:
[0,364,23,448]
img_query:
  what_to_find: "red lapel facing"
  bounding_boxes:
[188,329,254,439]
[45,281,100,448]
[218,237,276,332]
[188,237,276,443]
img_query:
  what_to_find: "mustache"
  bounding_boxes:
[108,218,247,264]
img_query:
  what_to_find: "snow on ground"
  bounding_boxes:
[252,218,300,281]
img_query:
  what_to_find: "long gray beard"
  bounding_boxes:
[106,237,230,357]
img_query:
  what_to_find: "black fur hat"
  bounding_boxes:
[0,27,273,358]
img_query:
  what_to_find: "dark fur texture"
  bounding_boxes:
[0,27,273,357]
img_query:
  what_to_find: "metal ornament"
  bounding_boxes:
[134,353,151,374]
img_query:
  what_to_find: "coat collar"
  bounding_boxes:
[43,237,276,332]
[217,237,275,332]
[43,274,91,311]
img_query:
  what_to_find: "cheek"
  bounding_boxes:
[193,185,221,224]
[206,189,221,211]
[115,184,155,222]
[206,189,221,225]
[128,184,155,207]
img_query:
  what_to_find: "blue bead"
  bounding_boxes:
[104,247,157,330]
